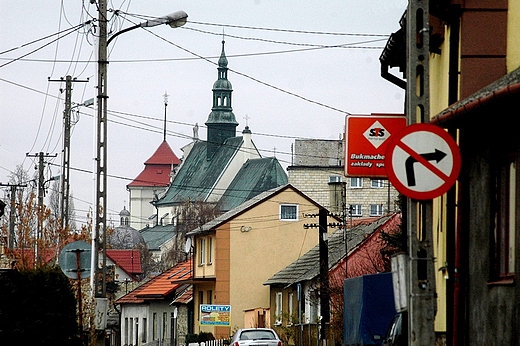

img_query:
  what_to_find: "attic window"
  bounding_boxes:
[280,204,298,221]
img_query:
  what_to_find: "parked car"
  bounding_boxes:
[382,312,407,346]
[230,328,283,346]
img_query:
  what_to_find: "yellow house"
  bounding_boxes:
[186,184,339,339]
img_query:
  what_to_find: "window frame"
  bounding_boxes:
[279,204,299,221]
[369,204,383,216]
[370,179,385,188]
[491,158,517,283]
[199,237,206,265]
[275,292,283,325]
[350,177,363,188]
[350,204,362,217]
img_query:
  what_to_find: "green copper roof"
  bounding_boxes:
[139,224,178,251]
[217,157,288,212]
[155,136,244,206]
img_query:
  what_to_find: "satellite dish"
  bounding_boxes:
[185,237,192,254]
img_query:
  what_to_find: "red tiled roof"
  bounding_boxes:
[145,140,180,165]
[106,249,142,275]
[116,259,192,304]
[127,141,180,188]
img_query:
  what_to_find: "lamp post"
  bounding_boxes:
[92,0,187,318]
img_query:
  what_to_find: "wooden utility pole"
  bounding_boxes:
[26,152,57,265]
[0,183,27,249]
[405,1,437,345]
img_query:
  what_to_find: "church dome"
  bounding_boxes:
[213,78,232,90]
[108,207,146,249]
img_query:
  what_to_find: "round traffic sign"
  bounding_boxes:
[59,240,92,280]
[385,123,461,200]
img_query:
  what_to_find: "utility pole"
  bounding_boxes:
[304,208,343,346]
[95,0,108,301]
[49,75,88,230]
[405,1,437,345]
[26,152,57,265]
[0,183,27,249]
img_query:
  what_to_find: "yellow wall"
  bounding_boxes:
[507,0,520,71]
[228,189,326,330]
[192,187,334,338]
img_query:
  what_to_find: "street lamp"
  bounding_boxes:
[92,0,188,305]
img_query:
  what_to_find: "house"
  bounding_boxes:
[186,184,341,339]
[127,140,180,230]
[105,249,143,295]
[154,40,287,225]
[264,213,401,345]
[116,259,193,346]
[380,1,520,344]
[139,223,178,262]
[287,139,399,216]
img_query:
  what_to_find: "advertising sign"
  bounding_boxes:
[199,304,231,326]
[345,114,407,177]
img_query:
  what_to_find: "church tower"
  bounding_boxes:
[206,40,238,160]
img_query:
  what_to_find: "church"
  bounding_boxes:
[155,39,288,224]
[131,40,287,259]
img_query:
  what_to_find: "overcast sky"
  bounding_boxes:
[0,0,407,227]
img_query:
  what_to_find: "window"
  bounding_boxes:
[350,177,362,188]
[350,204,362,217]
[275,292,283,325]
[129,318,133,346]
[370,204,383,216]
[492,159,517,282]
[280,204,298,221]
[207,290,213,304]
[142,318,147,343]
[329,175,342,183]
[163,312,168,340]
[288,293,294,325]
[153,313,157,340]
[207,237,213,264]
[124,318,128,345]
[371,179,385,188]
[199,238,206,265]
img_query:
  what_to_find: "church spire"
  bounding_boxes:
[206,39,238,160]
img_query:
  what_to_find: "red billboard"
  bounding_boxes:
[345,114,407,178]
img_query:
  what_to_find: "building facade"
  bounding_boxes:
[287,139,399,217]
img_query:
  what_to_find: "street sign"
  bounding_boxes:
[199,304,231,326]
[59,240,91,280]
[345,114,407,177]
[385,123,461,200]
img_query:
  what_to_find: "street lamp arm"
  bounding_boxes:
[107,10,188,46]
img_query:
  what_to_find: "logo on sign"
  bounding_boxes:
[363,121,391,148]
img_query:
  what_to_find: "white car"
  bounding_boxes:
[230,328,283,346]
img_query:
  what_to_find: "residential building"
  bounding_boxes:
[116,259,193,346]
[155,40,287,226]
[186,184,340,339]
[127,140,180,230]
[265,213,401,346]
[287,139,399,216]
[380,1,520,344]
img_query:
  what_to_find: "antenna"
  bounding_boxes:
[163,91,169,141]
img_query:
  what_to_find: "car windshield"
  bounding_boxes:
[240,330,276,340]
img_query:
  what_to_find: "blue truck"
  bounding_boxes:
[343,273,397,345]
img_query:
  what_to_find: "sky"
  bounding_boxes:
[0,0,407,227]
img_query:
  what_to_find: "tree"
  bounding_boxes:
[0,266,81,345]
[161,200,221,269]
